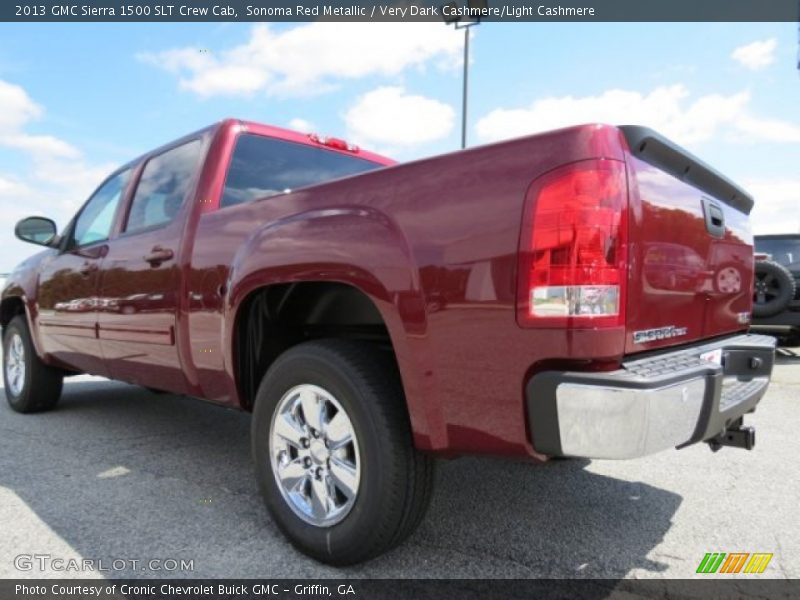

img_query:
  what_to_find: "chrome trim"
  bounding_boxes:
[528,333,775,459]
[268,384,361,528]
[556,378,706,459]
[632,325,688,345]
[5,333,26,397]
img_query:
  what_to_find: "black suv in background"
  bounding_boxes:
[752,234,800,346]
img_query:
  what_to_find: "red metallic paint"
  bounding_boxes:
[2,120,753,460]
[35,245,111,378]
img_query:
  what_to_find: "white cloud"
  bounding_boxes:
[475,84,800,147]
[139,23,463,98]
[731,38,777,71]
[288,118,315,132]
[0,133,79,159]
[0,78,110,199]
[0,79,80,159]
[0,78,117,270]
[734,115,800,143]
[0,79,42,130]
[344,86,455,149]
[32,158,116,201]
[746,178,800,235]
[0,174,31,198]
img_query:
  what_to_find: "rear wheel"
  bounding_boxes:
[752,260,795,318]
[3,315,63,413]
[251,339,434,565]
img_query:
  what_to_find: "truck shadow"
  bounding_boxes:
[775,346,800,364]
[0,379,680,580]
[415,454,677,578]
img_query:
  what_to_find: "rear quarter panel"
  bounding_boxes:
[202,124,629,457]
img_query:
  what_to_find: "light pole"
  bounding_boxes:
[442,1,487,149]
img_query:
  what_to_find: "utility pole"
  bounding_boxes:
[442,1,488,149]
[461,26,469,150]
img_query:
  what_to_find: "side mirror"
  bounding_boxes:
[14,216,59,247]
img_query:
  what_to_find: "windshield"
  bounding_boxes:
[755,238,800,272]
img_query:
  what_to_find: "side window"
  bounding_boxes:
[221,134,380,209]
[125,140,202,234]
[71,169,132,247]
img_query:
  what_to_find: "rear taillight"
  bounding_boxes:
[517,159,628,328]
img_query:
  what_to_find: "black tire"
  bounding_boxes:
[3,315,63,413]
[251,339,434,565]
[753,260,795,318]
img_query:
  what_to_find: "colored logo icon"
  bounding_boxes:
[696,552,773,574]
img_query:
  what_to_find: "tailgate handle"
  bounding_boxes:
[702,197,725,238]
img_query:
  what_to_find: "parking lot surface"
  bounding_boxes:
[1,345,798,579]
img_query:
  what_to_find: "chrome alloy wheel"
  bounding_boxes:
[269,384,361,527]
[5,333,26,396]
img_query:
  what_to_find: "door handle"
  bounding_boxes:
[78,262,98,276]
[144,246,174,267]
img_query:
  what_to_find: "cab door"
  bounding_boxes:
[97,139,204,393]
[37,168,133,376]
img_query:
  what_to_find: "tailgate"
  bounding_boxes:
[621,127,755,354]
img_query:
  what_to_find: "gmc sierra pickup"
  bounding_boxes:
[2,119,775,564]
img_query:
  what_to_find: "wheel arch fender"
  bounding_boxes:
[225,205,438,448]
[1,269,47,361]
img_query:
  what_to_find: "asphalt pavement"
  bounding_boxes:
[1,345,798,580]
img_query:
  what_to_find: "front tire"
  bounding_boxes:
[3,315,63,413]
[251,340,434,565]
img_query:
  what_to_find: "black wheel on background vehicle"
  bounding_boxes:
[251,339,434,565]
[3,315,63,413]
[752,260,795,318]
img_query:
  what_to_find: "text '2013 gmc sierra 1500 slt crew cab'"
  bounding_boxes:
[2,120,775,564]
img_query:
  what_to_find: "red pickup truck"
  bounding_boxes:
[2,120,775,564]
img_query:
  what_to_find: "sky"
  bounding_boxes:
[0,21,798,272]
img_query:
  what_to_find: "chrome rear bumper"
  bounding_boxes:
[526,334,776,459]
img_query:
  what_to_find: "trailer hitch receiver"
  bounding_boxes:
[707,421,756,452]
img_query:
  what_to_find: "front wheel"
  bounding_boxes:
[251,340,434,565]
[3,315,63,413]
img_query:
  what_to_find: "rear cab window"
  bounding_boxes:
[221,134,383,209]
